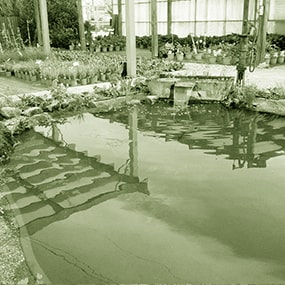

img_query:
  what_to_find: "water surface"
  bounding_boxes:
[4,104,285,283]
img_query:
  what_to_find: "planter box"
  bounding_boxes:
[252,98,285,117]
[174,82,195,106]
[147,78,180,98]
[161,75,235,102]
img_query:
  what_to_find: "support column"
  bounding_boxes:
[77,0,86,50]
[125,0,136,77]
[39,0,50,55]
[118,0,122,36]
[151,0,158,58]
[34,0,42,46]
[236,0,249,86]
[194,0,197,35]
[167,0,172,35]
[256,0,269,64]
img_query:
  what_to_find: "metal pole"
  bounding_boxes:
[151,0,158,58]
[39,0,50,55]
[236,0,250,86]
[125,0,136,77]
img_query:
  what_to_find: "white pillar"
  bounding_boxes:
[125,0,136,77]
[39,0,50,55]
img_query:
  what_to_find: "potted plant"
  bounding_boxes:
[278,50,285,64]
[208,51,217,64]
[181,44,192,60]
[78,65,88,85]
[264,53,271,64]
[270,51,278,65]
[175,44,184,61]
[93,37,102,52]
[267,43,279,65]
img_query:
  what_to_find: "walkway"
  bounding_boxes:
[175,62,285,89]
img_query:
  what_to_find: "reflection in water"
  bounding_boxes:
[4,108,148,239]
[3,104,285,283]
[100,104,285,170]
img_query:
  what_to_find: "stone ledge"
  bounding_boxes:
[252,98,285,117]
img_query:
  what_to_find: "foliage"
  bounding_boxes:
[267,33,285,51]
[0,0,20,16]
[136,57,183,78]
[0,47,46,63]
[17,0,35,45]
[222,84,279,109]
[0,123,15,164]
[47,0,79,49]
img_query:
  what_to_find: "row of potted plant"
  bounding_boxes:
[159,41,238,65]
[88,35,126,53]
[0,51,185,86]
[265,49,285,65]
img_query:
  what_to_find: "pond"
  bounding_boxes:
[3,104,285,283]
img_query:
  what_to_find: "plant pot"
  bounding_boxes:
[176,53,184,61]
[46,79,52,86]
[222,56,232,65]
[80,78,88,85]
[89,76,98,84]
[106,72,112,80]
[31,75,37,82]
[202,53,208,60]
[278,56,284,64]
[115,46,120,52]
[167,53,174,60]
[69,79,77,87]
[194,53,203,61]
[108,45,114,52]
[5,71,12,77]
[100,73,106,81]
[208,56,217,64]
[270,57,278,65]
[265,57,270,64]
[102,47,107,52]
[216,55,223,64]
[184,53,192,60]
[95,47,101,53]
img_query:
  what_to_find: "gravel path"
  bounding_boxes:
[0,194,35,285]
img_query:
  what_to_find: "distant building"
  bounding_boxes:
[82,0,112,33]
[112,0,285,36]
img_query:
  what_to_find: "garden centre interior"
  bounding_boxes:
[0,0,285,284]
